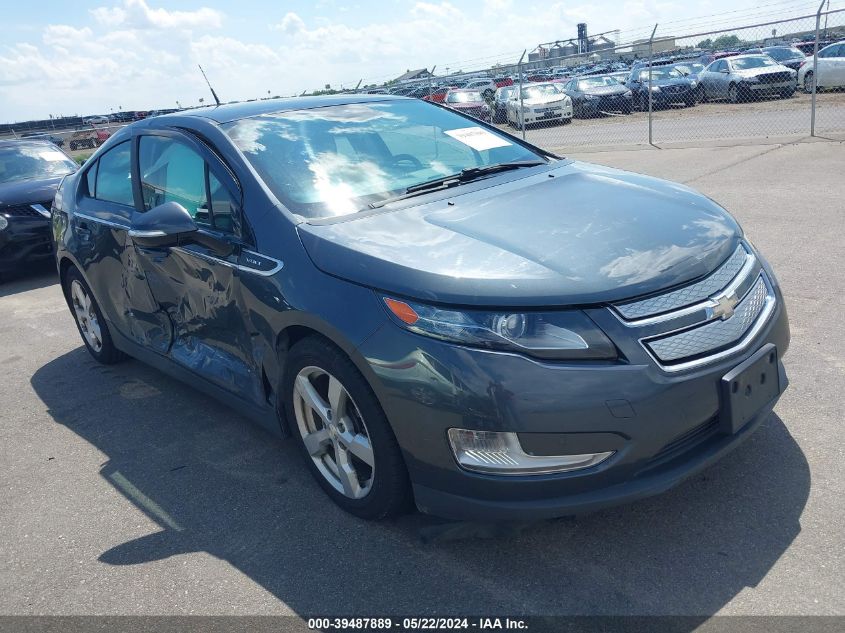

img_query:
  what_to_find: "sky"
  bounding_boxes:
[1,0,842,121]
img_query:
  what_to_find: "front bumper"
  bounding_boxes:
[522,103,573,124]
[0,215,53,274]
[357,287,790,521]
[747,79,797,92]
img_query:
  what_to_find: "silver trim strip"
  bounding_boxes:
[30,204,51,218]
[621,250,757,328]
[240,249,285,276]
[642,274,777,373]
[170,247,284,277]
[74,212,130,231]
[128,229,167,238]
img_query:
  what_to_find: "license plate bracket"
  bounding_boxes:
[720,343,781,434]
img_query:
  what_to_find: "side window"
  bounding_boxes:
[138,135,237,233]
[95,141,133,206]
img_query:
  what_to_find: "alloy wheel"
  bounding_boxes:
[70,280,103,353]
[292,366,375,499]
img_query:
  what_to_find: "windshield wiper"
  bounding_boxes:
[368,160,547,210]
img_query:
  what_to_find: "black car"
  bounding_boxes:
[626,66,698,110]
[492,85,516,123]
[761,46,807,71]
[561,75,633,117]
[0,140,77,279]
[52,95,790,521]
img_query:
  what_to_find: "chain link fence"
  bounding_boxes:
[410,7,845,153]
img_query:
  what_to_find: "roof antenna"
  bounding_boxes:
[198,64,221,106]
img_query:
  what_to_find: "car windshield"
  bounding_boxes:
[731,56,778,69]
[223,100,542,219]
[0,143,76,184]
[496,87,515,100]
[764,47,804,60]
[577,76,620,89]
[521,84,561,99]
[638,68,684,80]
[446,91,483,103]
[673,63,704,75]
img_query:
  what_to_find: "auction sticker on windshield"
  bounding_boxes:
[444,127,512,151]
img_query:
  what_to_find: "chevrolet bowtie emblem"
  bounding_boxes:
[709,291,739,321]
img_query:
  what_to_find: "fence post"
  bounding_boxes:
[428,65,436,101]
[517,49,526,141]
[811,0,826,136]
[648,24,658,146]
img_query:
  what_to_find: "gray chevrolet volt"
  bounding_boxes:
[52,95,789,521]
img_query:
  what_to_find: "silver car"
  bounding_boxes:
[699,54,797,103]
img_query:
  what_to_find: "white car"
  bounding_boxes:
[82,115,109,125]
[506,82,573,129]
[797,41,845,93]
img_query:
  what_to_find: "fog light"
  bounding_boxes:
[447,429,613,476]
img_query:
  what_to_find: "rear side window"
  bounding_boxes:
[138,135,237,233]
[94,141,133,206]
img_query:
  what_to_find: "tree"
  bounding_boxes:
[713,34,743,49]
[697,38,713,49]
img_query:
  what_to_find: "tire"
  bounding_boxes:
[697,85,707,103]
[684,97,695,107]
[728,83,740,103]
[63,267,125,364]
[803,72,815,94]
[622,102,633,114]
[69,141,78,151]
[283,336,411,520]
[780,88,795,99]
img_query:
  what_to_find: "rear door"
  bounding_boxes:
[129,131,263,402]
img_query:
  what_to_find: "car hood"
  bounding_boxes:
[297,161,742,307]
[524,94,570,106]
[0,176,65,207]
[649,77,694,87]
[583,85,630,96]
[735,64,792,77]
[449,102,487,109]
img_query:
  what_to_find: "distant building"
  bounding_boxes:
[632,36,676,57]
[394,68,433,84]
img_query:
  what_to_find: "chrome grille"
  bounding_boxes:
[614,244,748,320]
[646,275,770,363]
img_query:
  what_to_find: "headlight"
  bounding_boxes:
[650,85,661,92]
[382,297,617,360]
[623,90,632,97]
[0,215,7,231]
[745,76,760,83]
[690,80,697,87]
[584,94,599,100]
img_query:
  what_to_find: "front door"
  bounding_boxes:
[128,132,262,402]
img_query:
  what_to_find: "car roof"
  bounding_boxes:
[158,94,401,124]
[0,139,56,149]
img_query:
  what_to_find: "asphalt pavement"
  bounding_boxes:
[1,139,843,620]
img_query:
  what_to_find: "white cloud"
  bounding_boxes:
[90,0,223,30]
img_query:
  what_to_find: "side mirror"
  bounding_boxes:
[129,201,197,247]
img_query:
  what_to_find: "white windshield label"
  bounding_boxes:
[40,151,68,162]
[444,127,512,151]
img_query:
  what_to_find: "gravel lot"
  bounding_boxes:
[0,139,843,620]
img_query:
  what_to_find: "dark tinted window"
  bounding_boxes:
[95,141,134,206]
[138,135,237,233]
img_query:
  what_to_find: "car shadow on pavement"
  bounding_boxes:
[31,347,810,618]
[0,261,57,297]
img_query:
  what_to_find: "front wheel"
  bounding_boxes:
[780,88,795,99]
[803,72,815,94]
[728,83,740,103]
[283,337,411,520]
[64,267,124,364]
